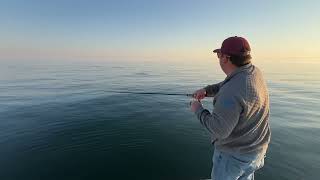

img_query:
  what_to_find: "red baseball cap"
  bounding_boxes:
[213,36,251,57]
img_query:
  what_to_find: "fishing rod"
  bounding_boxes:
[104,90,194,97]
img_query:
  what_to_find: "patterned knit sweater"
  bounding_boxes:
[195,63,271,154]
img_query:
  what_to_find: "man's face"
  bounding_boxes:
[217,52,229,75]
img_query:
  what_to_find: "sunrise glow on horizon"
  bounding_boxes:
[1,0,320,62]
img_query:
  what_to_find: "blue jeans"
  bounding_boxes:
[211,148,266,180]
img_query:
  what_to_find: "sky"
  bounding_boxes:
[0,0,319,61]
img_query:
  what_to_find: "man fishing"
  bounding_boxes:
[190,36,271,180]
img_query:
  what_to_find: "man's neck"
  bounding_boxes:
[225,66,238,76]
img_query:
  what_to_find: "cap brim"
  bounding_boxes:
[213,49,221,53]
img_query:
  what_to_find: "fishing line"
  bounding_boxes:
[104,90,193,97]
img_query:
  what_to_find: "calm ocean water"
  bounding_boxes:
[1,59,319,180]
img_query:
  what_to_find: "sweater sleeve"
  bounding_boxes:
[195,92,242,140]
[204,81,223,97]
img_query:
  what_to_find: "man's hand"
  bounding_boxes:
[190,100,203,113]
[192,88,207,100]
